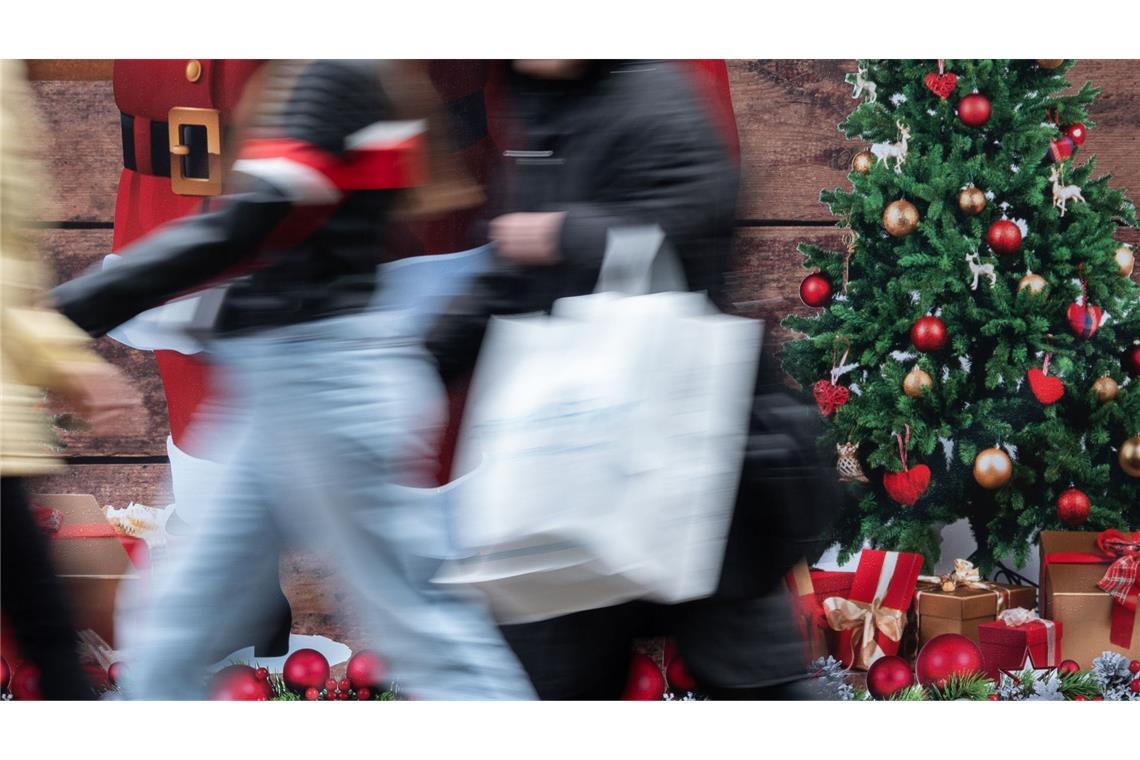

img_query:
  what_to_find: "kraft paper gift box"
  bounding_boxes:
[914,581,1037,646]
[34,494,145,647]
[1039,530,1140,669]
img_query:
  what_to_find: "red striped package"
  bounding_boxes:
[823,549,924,669]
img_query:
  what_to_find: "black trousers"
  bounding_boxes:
[499,588,813,701]
[1,477,95,699]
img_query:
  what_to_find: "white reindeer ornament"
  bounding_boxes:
[851,67,877,103]
[1050,166,1085,217]
[965,250,996,291]
[871,121,910,174]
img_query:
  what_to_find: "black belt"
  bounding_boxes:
[120,113,219,179]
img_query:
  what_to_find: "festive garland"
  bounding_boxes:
[811,652,1140,701]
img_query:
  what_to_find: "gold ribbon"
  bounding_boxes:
[822,596,906,669]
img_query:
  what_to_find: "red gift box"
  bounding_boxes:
[785,564,856,661]
[978,612,1062,679]
[822,549,923,670]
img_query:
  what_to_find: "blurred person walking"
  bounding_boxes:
[1,60,142,699]
[51,60,534,700]
[428,60,839,699]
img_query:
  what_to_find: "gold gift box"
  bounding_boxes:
[915,582,1037,646]
[1040,531,1140,669]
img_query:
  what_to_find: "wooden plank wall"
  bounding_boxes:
[26,61,1140,651]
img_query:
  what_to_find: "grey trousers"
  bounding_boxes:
[123,311,534,700]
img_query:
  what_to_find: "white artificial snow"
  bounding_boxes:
[910,290,922,303]
[890,350,918,362]
[941,366,951,382]
[984,190,996,200]
[833,361,860,379]
[959,355,973,373]
[890,92,907,106]
[1014,376,1024,392]
[1001,443,1019,460]
[1010,164,1021,174]
[834,294,850,303]
[939,437,955,467]
[1013,218,1029,236]
[999,201,1011,211]
[849,383,863,396]
[927,108,937,116]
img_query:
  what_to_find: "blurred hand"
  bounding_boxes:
[490,212,566,266]
[59,362,143,437]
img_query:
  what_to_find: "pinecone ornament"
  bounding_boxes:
[837,442,869,483]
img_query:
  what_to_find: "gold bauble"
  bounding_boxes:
[883,199,920,237]
[1036,59,1065,69]
[1092,376,1119,404]
[973,447,1013,490]
[1120,435,1140,478]
[851,150,875,174]
[958,186,987,216]
[1114,244,1135,278]
[903,366,933,398]
[1018,272,1048,296]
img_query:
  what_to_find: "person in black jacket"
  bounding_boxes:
[427,60,828,699]
[51,60,534,700]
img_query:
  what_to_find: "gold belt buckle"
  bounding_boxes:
[168,106,222,196]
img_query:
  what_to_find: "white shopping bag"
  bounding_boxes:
[435,226,762,623]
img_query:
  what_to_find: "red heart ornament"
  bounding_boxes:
[1067,302,1103,339]
[923,71,958,100]
[1027,368,1065,404]
[812,380,849,417]
[883,464,932,506]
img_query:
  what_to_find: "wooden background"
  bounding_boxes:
[26,60,1140,651]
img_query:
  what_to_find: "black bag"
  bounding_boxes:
[713,360,844,600]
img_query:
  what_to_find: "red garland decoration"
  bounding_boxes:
[882,425,932,506]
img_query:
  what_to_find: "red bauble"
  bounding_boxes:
[1130,679,1140,693]
[883,464,932,507]
[666,655,697,692]
[987,220,1022,256]
[10,663,42,700]
[1064,123,1087,146]
[210,664,274,701]
[107,661,127,687]
[799,272,833,308]
[338,678,351,693]
[866,655,915,699]
[1129,660,1140,674]
[915,634,984,688]
[1,655,11,692]
[1124,345,1140,376]
[911,315,948,352]
[1067,302,1103,339]
[1057,488,1091,527]
[356,688,372,701]
[282,648,330,694]
[304,686,320,701]
[987,694,1001,701]
[622,654,666,701]
[346,650,387,691]
[958,93,992,127]
[1073,694,1088,701]
[1057,659,1082,675]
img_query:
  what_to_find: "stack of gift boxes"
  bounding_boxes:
[788,528,1140,676]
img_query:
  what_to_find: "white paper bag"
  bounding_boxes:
[435,227,762,623]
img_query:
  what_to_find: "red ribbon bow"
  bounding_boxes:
[1095,529,1140,648]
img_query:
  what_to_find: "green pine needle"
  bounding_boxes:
[925,671,995,701]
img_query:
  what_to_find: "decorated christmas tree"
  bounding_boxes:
[781,60,1140,569]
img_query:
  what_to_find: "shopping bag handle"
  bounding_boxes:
[595,225,688,296]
